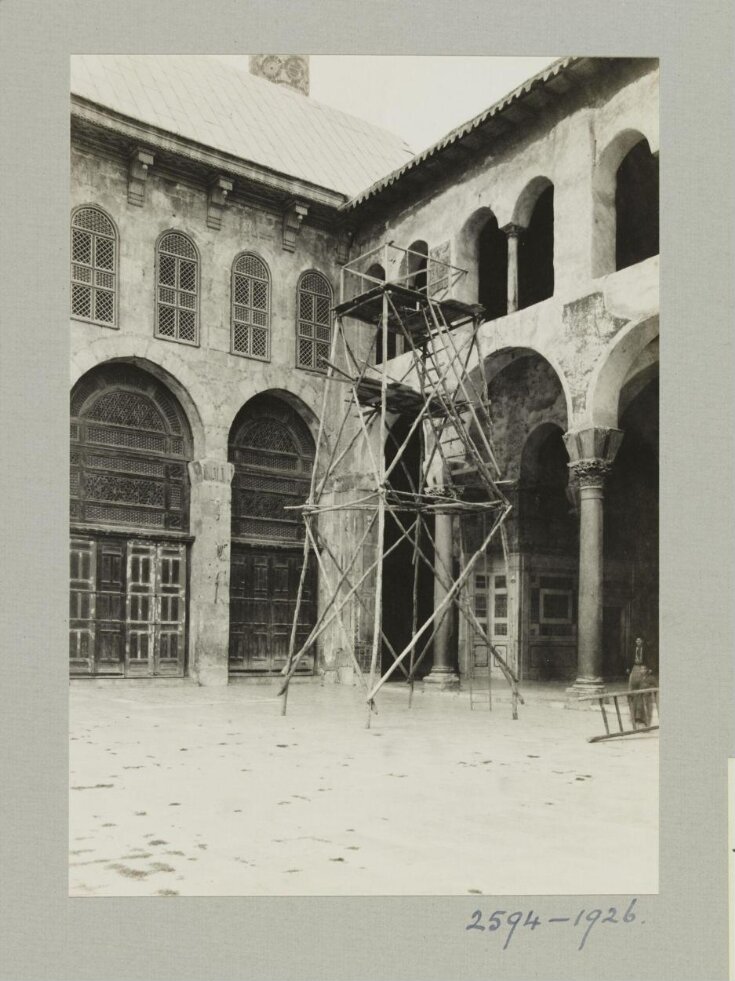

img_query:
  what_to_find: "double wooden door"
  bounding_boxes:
[229,546,317,674]
[69,536,187,677]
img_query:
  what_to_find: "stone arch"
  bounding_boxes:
[592,129,659,277]
[70,347,206,461]
[468,345,570,486]
[512,175,553,228]
[406,240,429,292]
[227,390,319,676]
[456,207,508,322]
[518,421,577,554]
[586,314,659,428]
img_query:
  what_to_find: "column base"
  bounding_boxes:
[422,669,460,692]
[565,678,606,708]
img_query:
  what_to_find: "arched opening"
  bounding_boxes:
[407,240,428,293]
[382,414,435,677]
[69,362,193,678]
[518,184,554,310]
[615,138,659,271]
[519,423,577,554]
[465,347,571,682]
[228,392,318,675]
[605,370,659,674]
[477,213,508,321]
[368,263,396,363]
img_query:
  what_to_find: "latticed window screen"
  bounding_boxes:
[232,253,270,360]
[296,272,332,372]
[229,396,315,543]
[156,232,199,345]
[71,366,191,532]
[71,208,117,326]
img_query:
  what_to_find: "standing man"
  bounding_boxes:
[628,637,653,728]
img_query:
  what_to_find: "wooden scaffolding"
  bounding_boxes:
[278,243,524,723]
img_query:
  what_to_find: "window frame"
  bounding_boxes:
[70,205,119,330]
[295,270,333,375]
[154,230,200,348]
[230,252,272,363]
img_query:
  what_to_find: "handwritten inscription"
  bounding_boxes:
[465,897,639,951]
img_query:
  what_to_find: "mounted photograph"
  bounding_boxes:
[68,53,659,897]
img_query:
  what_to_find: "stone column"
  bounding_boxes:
[502,223,523,313]
[187,458,235,686]
[424,509,459,690]
[563,428,624,696]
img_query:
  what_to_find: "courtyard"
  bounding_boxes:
[69,681,658,897]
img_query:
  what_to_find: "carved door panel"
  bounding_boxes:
[126,541,156,676]
[95,538,126,675]
[155,544,187,676]
[69,538,96,675]
[229,546,316,674]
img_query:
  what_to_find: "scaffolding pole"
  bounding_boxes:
[279,242,523,721]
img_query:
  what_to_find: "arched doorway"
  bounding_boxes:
[69,363,193,677]
[228,393,318,675]
[381,414,435,677]
[615,137,659,270]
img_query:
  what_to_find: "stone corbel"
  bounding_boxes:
[207,175,233,230]
[128,147,154,207]
[282,200,309,252]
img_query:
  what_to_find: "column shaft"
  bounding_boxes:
[424,511,459,689]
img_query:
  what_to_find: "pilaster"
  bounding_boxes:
[187,458,235,686]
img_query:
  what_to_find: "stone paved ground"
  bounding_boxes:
[69,681,658,897]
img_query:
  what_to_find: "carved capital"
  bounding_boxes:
[568,457,614,489]
[188,459,235,485]
[207,175,233,230]
[128,147,154,207]
[282,200,309,252]
[501,222,525,239]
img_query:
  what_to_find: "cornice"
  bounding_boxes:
[71,96,348,215]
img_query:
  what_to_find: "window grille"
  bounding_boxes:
[231,253,270,360]
[156,232,199,345]
[71,207,117,327]
[70,365,192,533]
[296,271,332,372]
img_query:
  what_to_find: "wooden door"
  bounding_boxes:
[126,541,156,676]
[229,546,316,674]
[155,544,187,676]
[69,538,96,675]
[69,536,186,678]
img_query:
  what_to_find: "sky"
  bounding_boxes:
[216,56,559,156]
[309,56,558,154]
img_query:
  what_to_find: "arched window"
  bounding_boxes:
[518,185,554,310]
[407,240,429,293]
[156,231,199,345]
[70,363,192,532]
[71,206,117,327]
[477,214,508,321]
[231,252,271,360]
[367,263,396,364]
[615,138,659,271]
[296,271,332,372]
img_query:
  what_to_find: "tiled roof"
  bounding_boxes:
[71,55,414,198]
[343,56,582,211]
